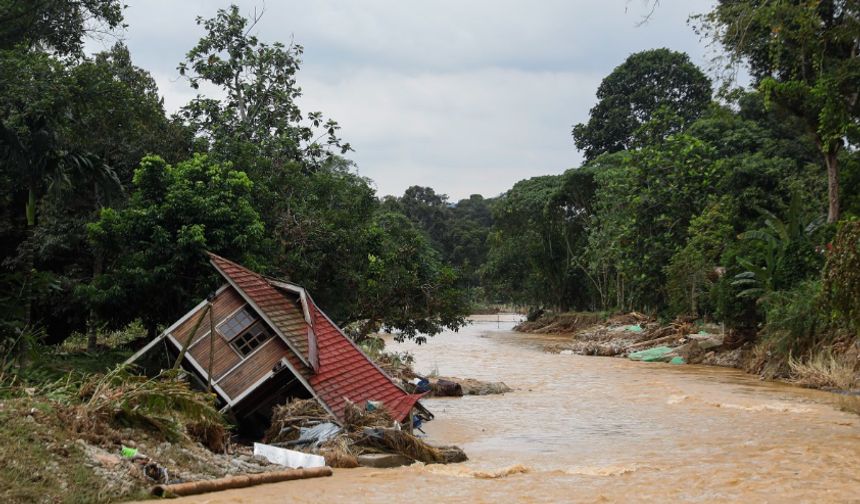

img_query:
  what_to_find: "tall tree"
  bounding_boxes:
[178,4,349,167]
[0,0,124,55]
[348,210,467,344]
[572,48,712,161]
[695,0,860,222]
[85,155,264,338]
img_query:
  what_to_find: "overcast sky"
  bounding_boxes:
[91,0,729,201]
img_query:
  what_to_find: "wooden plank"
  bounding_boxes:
[189,333,242,380]
[219,339,289,399]
[173,287,246,349]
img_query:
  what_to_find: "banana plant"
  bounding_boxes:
[732,193,825,299]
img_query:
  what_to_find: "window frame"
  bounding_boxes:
[216,305,275,357]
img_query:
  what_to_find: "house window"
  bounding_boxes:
[232,322,272,356]
[219,308,254,340]
[218,307,274,356]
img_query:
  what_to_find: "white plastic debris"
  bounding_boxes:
[253,443,326,469]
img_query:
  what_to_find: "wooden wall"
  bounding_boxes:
[170,285,299,404]
[219,338,290,399]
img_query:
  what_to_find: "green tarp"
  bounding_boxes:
[628,346,675,362]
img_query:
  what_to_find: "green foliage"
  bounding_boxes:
[695,0,860,221]
[267,157,377,313]
[178,4,349,167]
[840,150,860,219]
[572,48,711,160]
[481,174,582,309]
[350,211,468,344]
[823,221,860,334]
[733,193,825,299]
[592,134,719,309]
[386,189,493,294]
[760,280,825,357]
[664,197,737,317]
[84,154,264,336]
[0,0,125,56]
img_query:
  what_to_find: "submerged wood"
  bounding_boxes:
[151,466,333,497]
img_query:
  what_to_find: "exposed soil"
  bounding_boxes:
[0,396,281,504]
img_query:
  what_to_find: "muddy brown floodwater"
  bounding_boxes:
[145,316,860,504]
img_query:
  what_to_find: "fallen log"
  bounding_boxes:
[628,334,680,349]
[151,466,333,498]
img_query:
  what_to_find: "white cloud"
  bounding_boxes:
[298,67,601,199]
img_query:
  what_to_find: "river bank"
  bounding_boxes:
[515,311,860,402]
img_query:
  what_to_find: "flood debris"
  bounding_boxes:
[519,312,737,367]
[430,376,512,396]
[264,398,467,468]
[253,443,326,468]
[430,378,463,397]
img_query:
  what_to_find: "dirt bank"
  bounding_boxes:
[517,312,860,402]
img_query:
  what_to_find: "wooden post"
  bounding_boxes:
[208,301,215,392]
[173,304,211,371]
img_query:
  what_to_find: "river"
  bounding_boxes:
[157,316,860,503]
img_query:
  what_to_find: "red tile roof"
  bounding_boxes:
[304,294,424,422]
[208,253,424,423]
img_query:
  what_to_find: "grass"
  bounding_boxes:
[0,319,229,503]
[0,396,151,504]
[788,350,858,391]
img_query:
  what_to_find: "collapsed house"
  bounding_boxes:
[127,252,427,433]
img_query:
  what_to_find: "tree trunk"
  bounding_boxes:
[86,253,103,352]
[20,187,36,367]
[147,322,158,340]
[824,146,840,223]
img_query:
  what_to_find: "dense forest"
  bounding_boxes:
[2,0,860,371]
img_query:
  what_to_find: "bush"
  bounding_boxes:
[760,280,824,357]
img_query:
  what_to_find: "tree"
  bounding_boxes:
[733,193,826,299]
[393,186,452,253]
[178,4,349,167]
[481,175,580,310]
[267,156,379,319]
[695,0,860,222]
[72,43,191,182]
[0,0,124,56]
[572,48,712,161]
[590,134,719,309]
[347,211,468,344]
[445,194,493,288]
[85,154,265,338]
[0,48,120,362]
